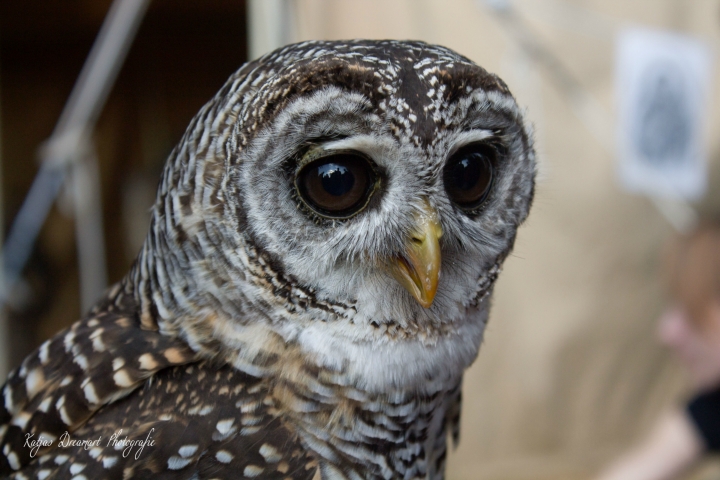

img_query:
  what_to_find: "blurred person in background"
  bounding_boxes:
[597,221,720,480]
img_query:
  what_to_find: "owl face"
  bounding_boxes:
[222,42,535,334]
[141,41,534,389]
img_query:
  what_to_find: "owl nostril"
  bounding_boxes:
[411,236,424,245]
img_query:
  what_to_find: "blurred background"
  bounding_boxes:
[1,1,719,479]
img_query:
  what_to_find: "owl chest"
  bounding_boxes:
[275,378,458,480]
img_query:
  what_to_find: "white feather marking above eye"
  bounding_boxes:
[446,129,496,156]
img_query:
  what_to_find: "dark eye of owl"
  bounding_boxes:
[295,152,378,219]
[443,144,495,210]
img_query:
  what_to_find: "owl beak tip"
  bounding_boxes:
[389,203,442,309]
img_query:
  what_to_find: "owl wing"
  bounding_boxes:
[0,303,197,475]
[1,301,318,479]
[10,361,318,480]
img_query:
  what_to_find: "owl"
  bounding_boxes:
[0,40,535,479]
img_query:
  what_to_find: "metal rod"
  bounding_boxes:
[1,0,151,305]
[72,149,108,312]
[53,0,152,152]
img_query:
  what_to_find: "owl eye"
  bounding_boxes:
[443,144,494,210]
[295,152,377,219]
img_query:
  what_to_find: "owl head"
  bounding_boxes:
[129,40,535,390]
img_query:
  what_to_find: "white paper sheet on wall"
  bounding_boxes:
[616,28,712,200]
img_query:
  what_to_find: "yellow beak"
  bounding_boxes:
[389,201,443,308]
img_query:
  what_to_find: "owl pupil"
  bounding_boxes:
[452,157,481,191]
[443,145,494,211]
[295,152,377,219]
[318,164,354,196]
